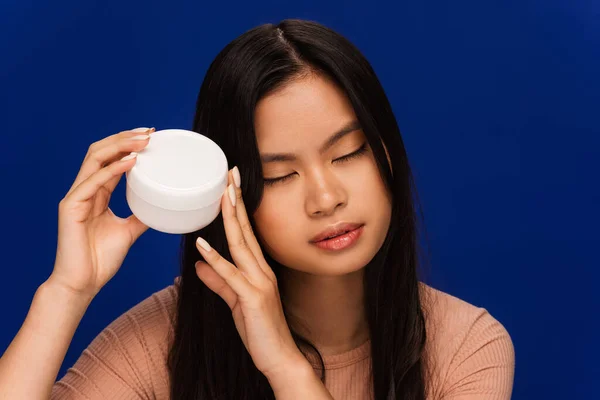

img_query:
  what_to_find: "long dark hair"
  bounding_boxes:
[168,19,431,400]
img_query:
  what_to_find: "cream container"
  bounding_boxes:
[125,129,228,234]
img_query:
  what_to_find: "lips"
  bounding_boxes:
[310,222,364,243]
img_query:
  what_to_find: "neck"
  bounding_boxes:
[279,267,369,356]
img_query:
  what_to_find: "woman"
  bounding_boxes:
[0,19,514,399]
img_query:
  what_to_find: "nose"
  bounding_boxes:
[305,169,347,217]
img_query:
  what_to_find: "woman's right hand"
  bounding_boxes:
[48,127,156,299]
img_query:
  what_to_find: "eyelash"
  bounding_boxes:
[263,142,369,186]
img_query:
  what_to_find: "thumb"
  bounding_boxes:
[125,214,149,242]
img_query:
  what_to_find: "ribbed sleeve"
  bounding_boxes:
[435,309,514,399]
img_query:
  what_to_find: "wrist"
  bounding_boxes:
[41,276,96,308]
[266,358,333,399]
[265,356,315,390]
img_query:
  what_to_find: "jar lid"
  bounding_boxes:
[125,129,228,211]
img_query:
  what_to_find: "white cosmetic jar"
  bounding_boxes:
[125,129,228,234]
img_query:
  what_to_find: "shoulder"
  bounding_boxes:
[100,280,179,354]
[116,279,179,335]
[420,283,515,399]
[52,280,180,399]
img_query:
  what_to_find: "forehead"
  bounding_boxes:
[253,74,357,149]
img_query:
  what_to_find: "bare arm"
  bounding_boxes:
[0,127,154,399]
[0,279,92,399]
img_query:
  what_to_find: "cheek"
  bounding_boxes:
[351,161,393,238]
[349,157,391,205]
[253,193,298,249]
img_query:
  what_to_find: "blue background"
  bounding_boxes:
[1,1,598,398]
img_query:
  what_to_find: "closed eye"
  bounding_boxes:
[263,142,369,186]
[333,141,368,164]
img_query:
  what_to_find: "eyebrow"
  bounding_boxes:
[260,120,362,163]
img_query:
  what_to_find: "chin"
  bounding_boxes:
[290,246,376,277]
[282,262,366,277]
[314,263,367,277]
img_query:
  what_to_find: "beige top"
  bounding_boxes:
[51,281,514,399]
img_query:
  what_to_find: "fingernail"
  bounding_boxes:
[132,127,150,132]
[130,134,150,141]
[228,184,236,207]
[232,166,241,188]
[196,237,211,252]
[121,152,138,161]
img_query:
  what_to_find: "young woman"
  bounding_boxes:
[0,19,514,399]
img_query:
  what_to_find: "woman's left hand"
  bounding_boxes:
[194,167,306,380]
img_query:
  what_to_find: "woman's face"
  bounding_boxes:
[252,73,392,276]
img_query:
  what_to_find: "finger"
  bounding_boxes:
[89,155,130,218]
[195,261,238,310]
[74,129,153,212]
[91,183,114,217]
[195,236,257,300]
[64,152,140,205]
[71,128,152,192]
[91,155,131,216]
[68,127,154,195]
[221,178,268,284]
[101,149,135,194]
[229,167,277,281]
[103,172,124,197]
